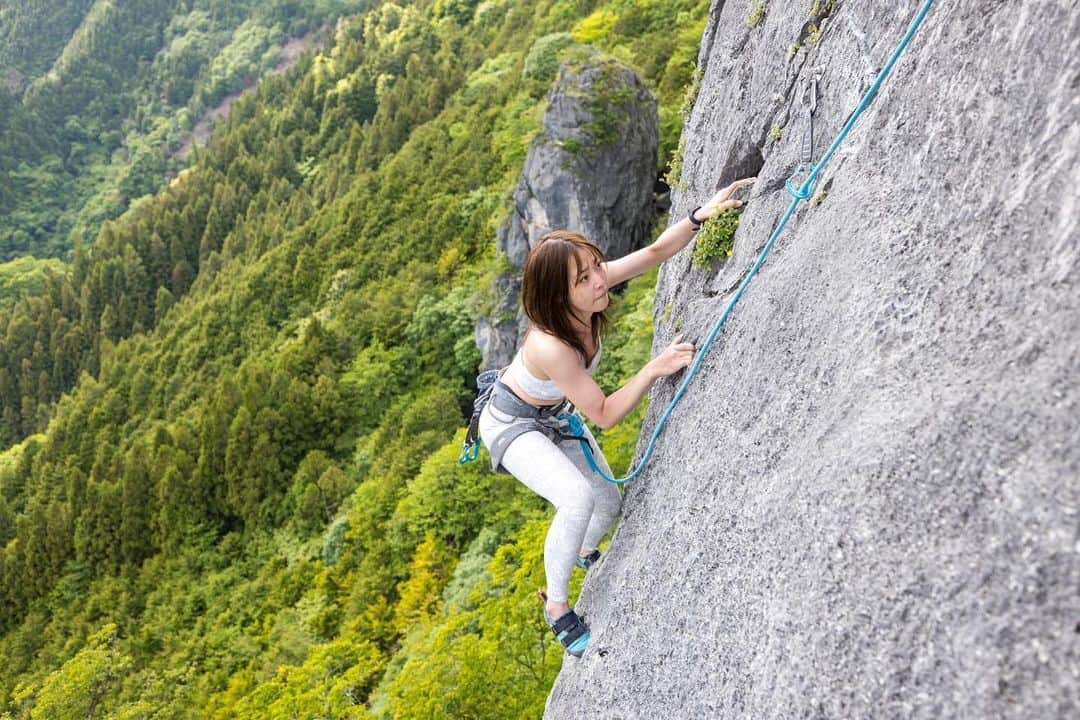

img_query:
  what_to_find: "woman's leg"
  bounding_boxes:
[496,430,597,610]
[561,422,623,554]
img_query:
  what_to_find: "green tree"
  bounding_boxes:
[24,623,131,720]
[392,532,454,634]
[382,520,563,719]
[119,443,156,565]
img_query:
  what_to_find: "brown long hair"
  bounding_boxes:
[520,230,609,361]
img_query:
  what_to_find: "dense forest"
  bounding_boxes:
[0,0,368,261]
[0,0,709,716]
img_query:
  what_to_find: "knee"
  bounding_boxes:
[596,489,622,521]
[557,486,595,521]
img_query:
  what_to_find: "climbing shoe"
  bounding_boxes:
[545,608,590,657]
[575,549,601,572]
[538,590,590,657]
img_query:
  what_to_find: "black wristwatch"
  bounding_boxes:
[688,206,705,230]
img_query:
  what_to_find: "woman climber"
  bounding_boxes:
[479,176,756,657]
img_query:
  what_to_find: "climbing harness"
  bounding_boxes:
[458,373,593,468]
[463,0,938,484]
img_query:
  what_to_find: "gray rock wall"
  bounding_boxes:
[476,51,659,370]
[545,1,1079,718]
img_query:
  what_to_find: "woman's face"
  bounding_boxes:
[567,248,609,324]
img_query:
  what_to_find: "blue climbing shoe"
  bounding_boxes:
[546,608,590,657]
[538,590,590,657]
[575,549,601,572]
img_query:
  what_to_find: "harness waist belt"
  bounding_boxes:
[490,379,571,419]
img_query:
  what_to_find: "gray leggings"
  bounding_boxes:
[480,404,623,603]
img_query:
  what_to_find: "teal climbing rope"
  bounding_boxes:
[571,0,938,485]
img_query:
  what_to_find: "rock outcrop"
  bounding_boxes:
[546,1,1079,718]
[475,50,659,370]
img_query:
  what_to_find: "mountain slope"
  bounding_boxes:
[0,0,366,260]
[0,0,95,84]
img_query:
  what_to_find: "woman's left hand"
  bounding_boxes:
[697,177,756,220]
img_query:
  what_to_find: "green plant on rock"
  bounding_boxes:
[583,59,637,149]
[522,32,575,84]
[559,137,583,155]
[679,65,702,119]
[661,64,702,191]
[810,0,837,18]
[691,208,740,269]
[769,123,783,143]
[660,302,674,326]
[664,134,688,190]
[747,1,767,28]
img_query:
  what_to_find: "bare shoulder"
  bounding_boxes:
[526,330,579,368]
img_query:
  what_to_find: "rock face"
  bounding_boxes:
[545,1,1079,718]
[476,51,659,370]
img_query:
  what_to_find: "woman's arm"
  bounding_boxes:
[603,177,756,287]
[537,335,696,430]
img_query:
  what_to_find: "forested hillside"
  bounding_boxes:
[0,1,707,716]
[0,0,367,261]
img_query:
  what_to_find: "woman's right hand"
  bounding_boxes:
[648,334,696,378]
[698,177,756,219]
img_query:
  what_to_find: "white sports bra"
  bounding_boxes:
[507,341,603,402]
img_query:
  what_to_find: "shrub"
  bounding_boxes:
[691,208,740,269]
[747,1,766,28]
[522,32,574,83]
